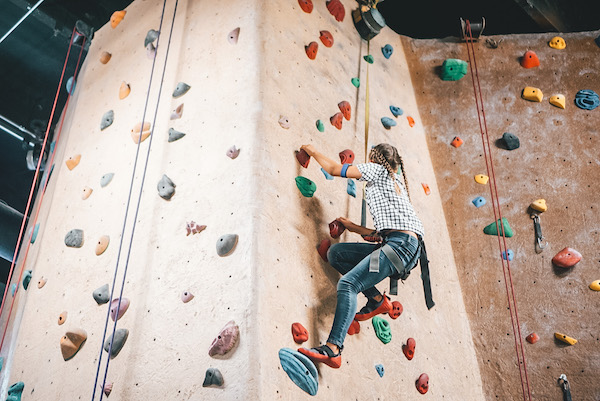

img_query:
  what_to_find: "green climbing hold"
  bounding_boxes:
[483,218,514,237]
[441,59,468,81]
[22,270,32,290]
[363,55,374,64]
[351,77,360,88]
[6,382,24,401]
[372,316,391,344]
[316,120,325,132]
[295,176,316,198]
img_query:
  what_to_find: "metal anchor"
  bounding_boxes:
[557,374,572,401]
[530,213,548,253]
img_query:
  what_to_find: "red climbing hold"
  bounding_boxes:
[330,112,343,130]
[403,338,416,360]
[552,247,581,268]
[295,149,311,168]
[338,101,351,121]
[347,319,360,335]
[326,0,345,22]
[317,239,331,262]
[319,30,334,47]
[305,41,318,60]
[520,50,540,68]
[526,332,539,344]
[451,136,463,148]
[291,322,309,344]
[338,149,354,164]
[329,219,346,239]
[298,0,313,13]
[416,373,429,394]
[388,300,403,319]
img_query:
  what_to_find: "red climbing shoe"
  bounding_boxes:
[298,344,342,369]
[354,294,393,321]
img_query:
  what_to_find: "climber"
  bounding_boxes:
[297,143,426,369]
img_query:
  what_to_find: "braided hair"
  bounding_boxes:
[369,144,411,201]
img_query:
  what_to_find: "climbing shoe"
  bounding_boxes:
[298,344,342,369]
[354,294,393,321]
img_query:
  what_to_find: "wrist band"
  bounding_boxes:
[341,163,350,178]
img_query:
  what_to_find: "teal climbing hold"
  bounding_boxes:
[278,348,318,396]
[347,179,356,197]
[574,89,599,110]
[441,59,468,81]
[316,120,325,132]
[10,283,17,297]
[381,44,393,59]
[483,218,514,237]
[6,382,24,401]
[295,176,316,197]
[363,55,374,64]
[321,168,334,180]
[375,364,385,377]
[30,223,40,243]
[0,356,3,373]
[390,105,403,117]
[472,196,486,208]
[22,270,32,290]
[372,316,391,344]
[381,117,396,129]
[502,249,514,261]
[49,141,56,155]
[351,77,360,88]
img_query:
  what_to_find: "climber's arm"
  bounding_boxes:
[300,145,362,179]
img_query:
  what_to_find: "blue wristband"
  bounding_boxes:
[341,163,350,178]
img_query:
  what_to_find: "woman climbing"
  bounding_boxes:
[297,143,426,369]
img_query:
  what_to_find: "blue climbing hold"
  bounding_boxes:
[321,168,334,180]
[10,283,16,297]
[278,348,318,396]
[66,76,76,95]
[389,105,403,117]
[30,223,40,243]
[574,89,599,110]
[502,249,514,261]
[49,141,56,155]
[472,196,486,208]
[22,270,32,290]
[381,44,393,59]
[375,364,385,377]
[381,117,396,129]
[347,179,356,197]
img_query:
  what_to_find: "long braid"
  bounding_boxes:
[397,155,411,202]
[371,148,403,196]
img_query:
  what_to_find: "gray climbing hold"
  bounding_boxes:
[202,368,224,387]
[65,229,84,248]
[144,29,159,47]
[502,132,520,150]
[30,223,40,243]
[103,328,129,358]
[100,110,114,131]
[172,82,191,98]
[157,175,176,200]
[93,284,110,305]
[381,117,397,129]
[375,364,385,377]
[100,173,114,187]
[7,382,24,401]
[22,270,32,290]
[381,44,393,59]
[168,128,186,143]
[574,89,600,110]
[390,105,403,117]
[216,234,238,257]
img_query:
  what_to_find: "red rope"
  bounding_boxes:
[464,21,532,401]
[0,26,85,351]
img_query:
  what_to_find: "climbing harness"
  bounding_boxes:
[557,374,572,401]
[463,20,532,401]
[530,213,547,253]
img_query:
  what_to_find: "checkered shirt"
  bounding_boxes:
[357,162,425,237]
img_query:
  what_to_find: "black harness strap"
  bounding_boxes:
[418,237,435,310]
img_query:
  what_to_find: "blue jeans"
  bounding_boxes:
[326,232,420,348]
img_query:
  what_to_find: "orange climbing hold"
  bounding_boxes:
[65,154,81,170]
[451,136,463,148]
[521,50,540,68]
[338,101,351,121]
[421,183,430,195]
[330,112,343,130]
[407,116,415,127]
[119,82,130,99]
[37,277,47,289]
[338,149,354,164]
[326,0,345,22]
[131,121,151,144]
[305,41,318,60]
[95,235,110,256]
[298,0,313,13]
[60,329,87,361]
[329,219,346,239]
[291,323,309,344]
[100,51,111,64]
[317,239,331,262]
[347,319,360,335]
[58,311,67,325]
[81,186,93,200]
[319,30,334,47]
[110,10,126,29]
[552,247,581,268]
[389,301,403,319]
[295,149,310,168]
[526,333,539,344]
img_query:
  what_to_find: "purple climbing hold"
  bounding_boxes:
[209,320,239,357]
[226,145,240,159]
[110,298,130,321]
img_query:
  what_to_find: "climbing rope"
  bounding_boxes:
[464,21,532,401]
[361,40,370,227]
[91,1,178,399]
[0,26,85,351]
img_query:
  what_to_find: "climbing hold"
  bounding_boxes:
[326,0,345,22]
[7,382,24,401]
[474,174,489,185]
[22,270,32,290]
[144,29,159,47]
[389,301,403,319]
[66,76,76,95]
[216,234,239,257]
[37,276,46,289]
[548,36,566,50]
[93,284,110,305]
[186,221,206,236]
[167,128,186,143]
[209,320,239,356]
[295,176,317,197]
[451,136,463,148]
[363,55,374,64]
[10,283,17,297]
[321,168,334,180]
[319,30,333,47]
[65,154,81,170]
[295,149,311,168]
[291,322,309,344]
[226,145,240,159]
[574,89,600,110]
[329,219,346,239]
[554,332,577,345]
[589,280,600,291]
[100,173,114,187]
[103,328,129,358]
[373,364,385,378]
[530,199,547,213]
[403,338,416,360]
[65,229,84,248]
[347,319,360,335]
[351,77,360,88]
[502,249,514,261]
[95,235,110,256]
[298,0,313,13]
[381,117,396,129]
[441,59,468,81]
[407,116,416,127]
[170,103,184,120]
[81,186,93,200]
[30,223,39,243]
[61,328,87,361]
[100,110,114,130]
[181,291,194,303]
[372,316,391,344]
[381,44,393,59]
[119,82,130,100]
[549,94,566,109]
[552,247,581,268]
[483,218,514,237]
[172,82,191,98]
[203,368,224,387]
[338,101,351,121]
[110,10,126,28]
[305,41,318,60]
[416,373,429,394]
[103,383,113,397]
[347,179,356,198]
[390,105,403,117]
[110,298,130,321]
[316,119,325,132]
[520,51,540,68]
[58,311,67,325]
[278,115,290,129]
[146,43,156,59]
[526,332,539,344]
[421,183,431,195]
[330,112,343,130]
[472,196,486,208]
[522,87,543,102]
[502,132,520,150]
[339,149,354,164]
[157,174,176,200]
[227,27,240,44]
[316,239,331,262]
[100,51,111,64]
[278,348,318,396]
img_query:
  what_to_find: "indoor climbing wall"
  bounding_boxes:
[403,31,600,400]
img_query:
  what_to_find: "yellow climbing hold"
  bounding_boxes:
[474,174,489,185]
[522,87,543,102]
[589,280,600,291]
[65,154,81,170]
[530,199,547,213]
[548,36,566,50]
[554,332,577,345]
[549,94,566,109]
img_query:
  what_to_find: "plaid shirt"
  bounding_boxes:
[357,163,425,237]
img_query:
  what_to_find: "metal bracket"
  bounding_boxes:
[530,213,548,253]
[460,17,486,41]
[557,374,572,401]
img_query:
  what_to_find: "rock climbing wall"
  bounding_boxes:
[403,31,600,400]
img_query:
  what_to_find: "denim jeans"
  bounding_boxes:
[326,232,420,348]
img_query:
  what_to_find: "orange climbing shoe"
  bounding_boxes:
[354,294,393,321]
[298,344,342,369]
